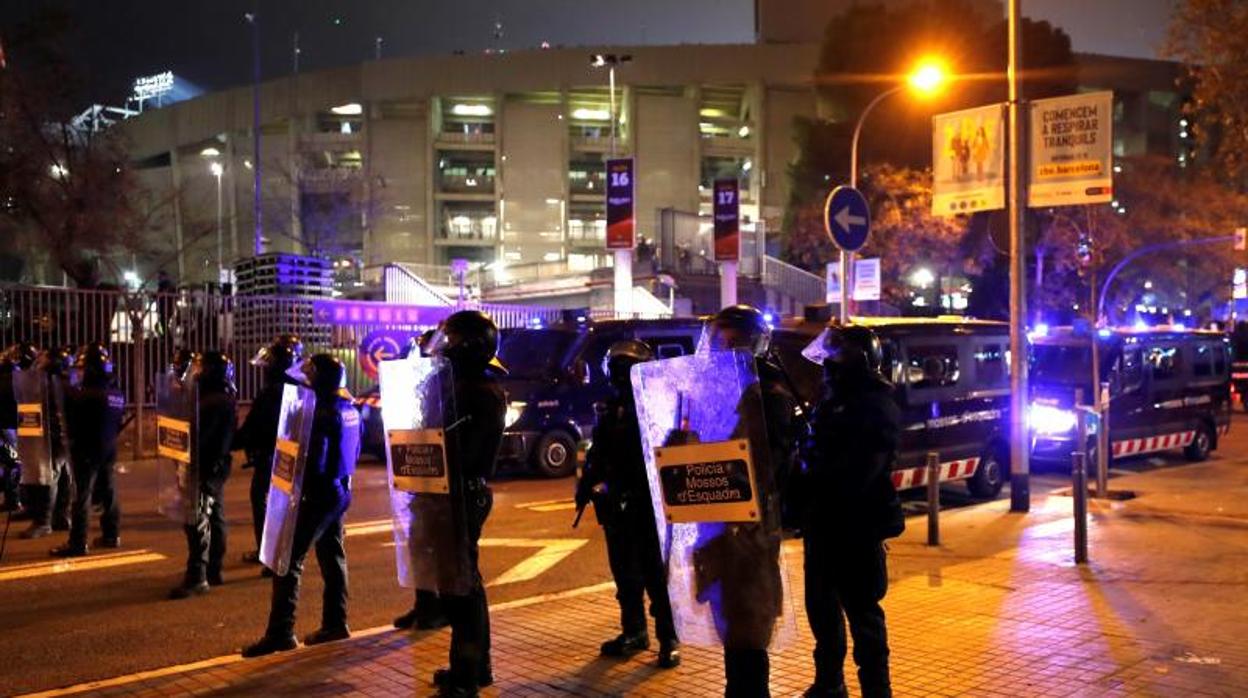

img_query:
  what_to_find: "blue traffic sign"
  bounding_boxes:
[823,186,871,252]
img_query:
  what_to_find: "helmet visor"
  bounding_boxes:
[802,328,842,365]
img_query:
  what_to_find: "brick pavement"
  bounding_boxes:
[23,461,1248,697]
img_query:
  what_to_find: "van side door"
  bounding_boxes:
[1144,341,1187,443]
[1109,345,1151,455]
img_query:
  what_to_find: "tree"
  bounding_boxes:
[783,164,971,309]
[1167,0,1248,185]
[0,9,201,288]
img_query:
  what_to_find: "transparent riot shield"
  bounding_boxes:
[379,356,474,595]
[155,372,199,524]
[13,369,53,486]
[632,349,798,650]
[259,383,317,576]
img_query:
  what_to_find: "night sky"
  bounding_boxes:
[0,0,1171,106]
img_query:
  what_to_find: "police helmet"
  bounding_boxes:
[3,342,38,371]
[37,346,71,375]
[74,342,115,385]
[706,304,771,357]
[290,353,349,400]
[602,339,655,385]
[170,348,199,379]
[803,322,883,375]
[431,310,504,372]
[193,351,237,396]
[251,333,304,380]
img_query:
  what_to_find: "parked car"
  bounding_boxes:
[772,315,1013,499]
[1030,325,1231,466]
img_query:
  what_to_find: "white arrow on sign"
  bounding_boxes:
[834,206,867,232]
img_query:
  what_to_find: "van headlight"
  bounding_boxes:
[505,401,526,429]
[1029,404,1076,435]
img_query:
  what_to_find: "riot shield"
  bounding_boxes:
[259,383,317,576]
[632,349,798,650]
[379,356,473,595]
[155,372,199,524]
[13,369,53,486]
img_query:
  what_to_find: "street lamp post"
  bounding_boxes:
[591,53,633,316]
[842,59,948,322]
[211,161,224,285]
[245,10,263,256]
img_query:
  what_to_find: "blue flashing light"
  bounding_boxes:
[529,317,544,329]
[1172,322,1186,331]
[1029,323,1049,340]
[1097,328,1113,339]
[1133,319,1149,331]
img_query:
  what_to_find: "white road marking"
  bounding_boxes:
[0,549,167,583]
[19,580,618,698]
[481,538,589,586]
[514,497,578,512]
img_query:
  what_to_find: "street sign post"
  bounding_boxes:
[823,186,871,322]
[713,179,740,307]
[606,157,635,314]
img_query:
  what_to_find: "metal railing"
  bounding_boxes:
[0,284,571,407]
[761,256,825,307]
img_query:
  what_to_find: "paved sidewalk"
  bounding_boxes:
[23,460,1248,697]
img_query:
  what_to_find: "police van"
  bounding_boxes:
[496,317,704,477]
[772,315,1013,499]
[1030,326,1232,465]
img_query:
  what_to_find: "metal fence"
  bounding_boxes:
[0,284,567,407]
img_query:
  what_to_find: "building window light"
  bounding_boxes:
[451,104,493,117]
[571,108,610,121]
[330,103,363,116]
[200,147,221,157]
[738,125,751,138]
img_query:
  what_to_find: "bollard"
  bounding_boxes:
[926,451,940,547]
[1073,388,1089,564]
[1096,381,1110,497]
[1072,450,1089,564]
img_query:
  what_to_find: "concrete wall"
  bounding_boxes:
[635,92,701,242]
[500,100,566,265]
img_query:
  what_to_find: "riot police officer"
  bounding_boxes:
[577,339,680,668]
[800,323,903,698]
[427,311,506,697]
[20,346,72,539]
[243,353,358,657]
[51,343,124,557]
[170,351,238,597]
[233,335,302,569]
[393,328,450,632]
[704,304,798,697]
[1,343,36,512]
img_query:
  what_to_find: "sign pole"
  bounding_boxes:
[1007,0,1031,513]
[823,185,872,321]
[607,64,633,316]
[713,179,741,308]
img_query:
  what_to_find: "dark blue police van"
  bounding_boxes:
[772,315,1013,499]
[496,318,704,477]
[1030,326,1232,466]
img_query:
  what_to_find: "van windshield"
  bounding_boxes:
[1031,343,1115,385]
[498,329,577,378]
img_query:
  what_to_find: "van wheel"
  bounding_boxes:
[967,445,1007,499]
[1185,424,1213,462]
[532,431,577,478]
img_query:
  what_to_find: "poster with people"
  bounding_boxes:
[932,103,1006,216]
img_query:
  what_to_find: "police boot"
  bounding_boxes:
[304,626,351,646]
[802,683,849,698]
[600,631,649,658]
[49,542,88,558]
[241,634,298,658]
[393,607,419,630]
[93,536,121,549]
[433,666,493,691]
[168,581,210,600]
[658,639,681,669]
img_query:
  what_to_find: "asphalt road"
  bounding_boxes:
[4,419,1240,696]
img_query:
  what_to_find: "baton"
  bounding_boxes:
[572,503,586,529]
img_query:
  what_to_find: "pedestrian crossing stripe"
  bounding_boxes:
[1112,431,1195,458]
[0,549,167,583]
[890,458,981,490]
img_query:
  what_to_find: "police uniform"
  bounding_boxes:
[244,354,359,656]
[235,381,282,551]
[185,383,237,585]
[0,358,19,510]
[581,363,679,663]
[59,373,124,553]
[439,367,505,692]
[802,328,904,698]
[719,355,797,697]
